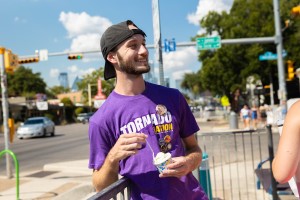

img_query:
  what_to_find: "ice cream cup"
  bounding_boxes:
[153,152,172,173]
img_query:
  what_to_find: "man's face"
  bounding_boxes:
[115,33,150,76]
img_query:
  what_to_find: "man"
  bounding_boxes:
[88,20,208,200]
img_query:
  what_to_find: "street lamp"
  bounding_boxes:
[295,68,300,95]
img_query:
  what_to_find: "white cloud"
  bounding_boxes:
[187,0,233,26]
[50,68,60,78]
[59,12,111,38]
[162,46,200,82]
[70,33,100,52]
[59,12,112,52]
[67,65,78,73]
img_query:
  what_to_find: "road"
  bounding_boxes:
[0,123,89,176]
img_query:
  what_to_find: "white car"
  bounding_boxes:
[76,112,94,124]
[17,117,55,139]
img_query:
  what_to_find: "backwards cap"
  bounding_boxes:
[100,20,146,80]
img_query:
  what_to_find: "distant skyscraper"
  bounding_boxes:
[71,76,82,92]
[58,72,69,89]
[144,60,158,84]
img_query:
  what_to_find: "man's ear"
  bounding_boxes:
[107,52,117,64]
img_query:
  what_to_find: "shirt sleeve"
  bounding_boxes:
[178,91,200,138]
[88,121,115,170]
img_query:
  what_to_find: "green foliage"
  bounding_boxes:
[61,97,74,107]
[6,66,46,97]
[47,86,70,97]
[183,0,300,101]
[75,107,84,116]
[76,67,115,103]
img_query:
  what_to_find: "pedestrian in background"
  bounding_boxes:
[240,104,251,130]
[272,100,300,198]
[88,20,208,200]
[251,104,259,130]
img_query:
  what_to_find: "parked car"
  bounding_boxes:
[76,112,94,124]
[17,117,55,139]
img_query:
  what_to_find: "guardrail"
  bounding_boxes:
[87,177,131,200]
[0,149,20,200]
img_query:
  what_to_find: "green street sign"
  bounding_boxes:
[196,36,221,50]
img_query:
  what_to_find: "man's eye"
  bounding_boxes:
[129,44,138,49]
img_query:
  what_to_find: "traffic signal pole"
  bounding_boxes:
[0,47,12,178]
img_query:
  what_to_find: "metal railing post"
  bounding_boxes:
[266,125,279,200]
[0,149,20,200]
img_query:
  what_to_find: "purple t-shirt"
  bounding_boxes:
[88,82,208,200]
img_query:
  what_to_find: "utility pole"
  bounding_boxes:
[152,0,164,86]
[0,47,12,178]
[273,0,287,105]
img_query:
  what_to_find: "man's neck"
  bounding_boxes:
[114,76,146,96]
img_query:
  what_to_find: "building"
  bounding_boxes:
[58,72,69,89]
[71,76,82,92]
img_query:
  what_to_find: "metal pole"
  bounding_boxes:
[266,124,279,200]
[88,83,92,108]
[273,0,287,104]
[152,0,164,86]
[0,47,12,178]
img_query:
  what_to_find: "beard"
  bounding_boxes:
[117,52,150,75]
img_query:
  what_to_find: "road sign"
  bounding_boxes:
[164,38,176,52]
[39,49,48,61]
[259,50,287,61]
[196,36,221,50]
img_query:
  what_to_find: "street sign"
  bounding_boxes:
[259,50,287,61]
[196,36,221,50]
[164,38,176,52]
[39,49,48,61]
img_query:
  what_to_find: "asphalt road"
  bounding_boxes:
[0,123,89,176]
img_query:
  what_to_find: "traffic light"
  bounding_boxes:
[4,49,19,74]
[68,54,83,60]
[292,5,300,15]
[18,57,39,64]
[287,60,295,81]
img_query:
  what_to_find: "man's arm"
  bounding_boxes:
[160,134,202,178]
[92,133,147,192]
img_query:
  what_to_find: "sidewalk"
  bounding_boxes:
[0,160,94,200]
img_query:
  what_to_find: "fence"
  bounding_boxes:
[88,126,291,200]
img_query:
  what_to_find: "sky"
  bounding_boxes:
[0,0,233,89]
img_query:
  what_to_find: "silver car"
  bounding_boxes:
[17,117,55,139]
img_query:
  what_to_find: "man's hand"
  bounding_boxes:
[159,156,191,178]
[107,133,148,163]
[93,132,147,192]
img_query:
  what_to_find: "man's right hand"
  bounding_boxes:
[107,133,148,164]
[93,132,147,192]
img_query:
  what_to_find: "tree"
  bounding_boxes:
[6,66,46,97]
[183,0,300,105]
[76,67,115,104]
[47,86,71,97]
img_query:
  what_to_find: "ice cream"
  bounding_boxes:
[153,152,172,173]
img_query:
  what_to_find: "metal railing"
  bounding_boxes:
[0,149,20,200]
[88,126,290,200]
[88,177,131,200]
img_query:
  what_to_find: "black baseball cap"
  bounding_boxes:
[100,20,146,80]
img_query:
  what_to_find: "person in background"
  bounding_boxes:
[88,20,208,200]
[251,104,259,130]
[240,104,251,130]
[272,100,300,193]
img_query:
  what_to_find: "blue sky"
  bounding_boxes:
[0,0,233,88]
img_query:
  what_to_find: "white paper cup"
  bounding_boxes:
[153,152,172,173]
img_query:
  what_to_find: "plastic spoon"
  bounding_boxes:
[146,139,155,159]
